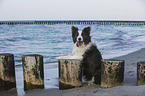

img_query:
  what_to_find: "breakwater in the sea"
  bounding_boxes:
[0,20,145,25]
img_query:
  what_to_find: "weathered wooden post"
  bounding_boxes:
[22,54,44,91]
[58,59,82,90]
[101,59,124,88]
[137,61,145,86]
[0,53,16,91]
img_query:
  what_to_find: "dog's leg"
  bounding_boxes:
[57,53,82,60]
[56,54,73,59]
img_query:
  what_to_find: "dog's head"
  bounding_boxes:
[72,26,91,47]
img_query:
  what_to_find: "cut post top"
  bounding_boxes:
[102,59,125,62]
[57,59,81,61]
[22,54,43,57]
[57,59,124,62]
[137,61,145,64]
[0,53,14,56]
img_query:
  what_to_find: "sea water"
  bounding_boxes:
[0,24,145,95]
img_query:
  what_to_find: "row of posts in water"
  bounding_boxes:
[0,53,125,91]
[0,20,145,25]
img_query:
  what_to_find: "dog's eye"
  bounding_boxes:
[83,36,88,38]
[82,33,88,36]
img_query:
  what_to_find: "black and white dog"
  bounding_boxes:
[57,26,102,84]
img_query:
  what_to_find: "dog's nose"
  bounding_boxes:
[78,38,81,41]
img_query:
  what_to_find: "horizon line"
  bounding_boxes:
[0,19,145,22]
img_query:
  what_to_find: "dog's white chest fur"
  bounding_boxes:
[72,44,88,59]
[57,42,92,60]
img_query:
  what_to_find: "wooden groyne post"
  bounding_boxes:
[0,53,16,91]
[101,59,124,88]
[137,61,145,86]
[22,54,44,91]
[58,59,82,90]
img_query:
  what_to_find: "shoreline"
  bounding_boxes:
[1,48,145,96]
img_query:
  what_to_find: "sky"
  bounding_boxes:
[0,0,145,21]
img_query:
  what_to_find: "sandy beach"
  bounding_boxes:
[1,48,145,96]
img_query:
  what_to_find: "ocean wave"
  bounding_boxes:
[1,24,145,94]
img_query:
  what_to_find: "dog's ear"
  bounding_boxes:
[83,26,91,35]
[72,26,78,43]
[72,26,78,32]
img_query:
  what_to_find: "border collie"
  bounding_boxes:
[57,26,102,84]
